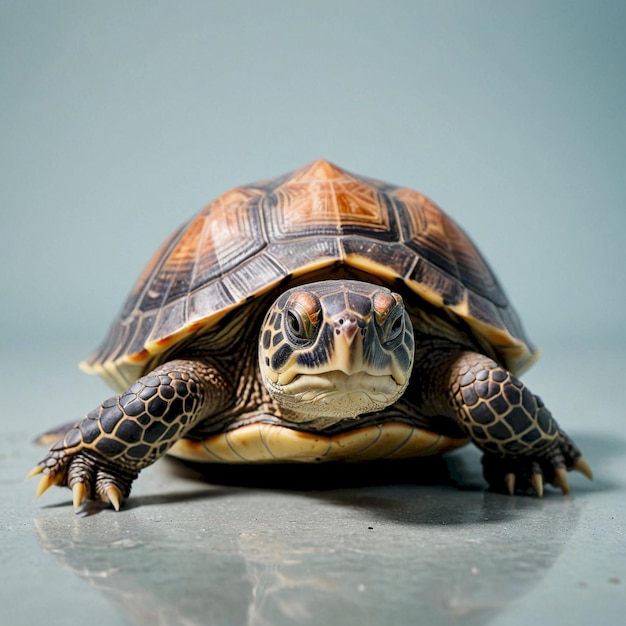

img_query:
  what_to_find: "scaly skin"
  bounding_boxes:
[28,359,231,510]
[418,347,592,495]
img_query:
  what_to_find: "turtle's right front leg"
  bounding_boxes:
[417,347,592,496]
[28,359,231,511]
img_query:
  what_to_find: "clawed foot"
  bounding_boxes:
[26,448,137,512]
[482,430,593,497]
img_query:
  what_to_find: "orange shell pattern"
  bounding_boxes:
[83,160,536,389]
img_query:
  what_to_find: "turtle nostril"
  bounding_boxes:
[334,315,359,343]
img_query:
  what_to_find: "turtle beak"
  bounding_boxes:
[332,314,361,374]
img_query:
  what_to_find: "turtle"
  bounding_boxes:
[29,159,592,511]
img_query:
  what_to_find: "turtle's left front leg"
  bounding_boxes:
[28,358,231,510]
[421,349,592,496]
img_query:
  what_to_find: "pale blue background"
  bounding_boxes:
[1,0,624,351]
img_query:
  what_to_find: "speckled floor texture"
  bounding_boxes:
[1,341,624,626]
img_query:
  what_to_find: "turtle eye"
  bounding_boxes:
[284,306,318,345]
[287,310,305,337]
[283,291,321,345]
[384,312,405,346]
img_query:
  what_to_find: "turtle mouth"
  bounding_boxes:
[287,371,401,398]
[266,370,407,420]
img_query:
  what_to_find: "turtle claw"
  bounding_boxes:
[482,430,591,497]
[72,482,87,511]
[31,447,136,512]
[552,466,571,495]
[25,464,44,481]
[531,473,544,498]
[35,473,56,498]
[28,457,71,500]
[574,457,593,481]
[504,473,516,495]
[105,486,122,512]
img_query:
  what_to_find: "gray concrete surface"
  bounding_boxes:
[1,341,624,626]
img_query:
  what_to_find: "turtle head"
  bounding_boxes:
[259,280,414,425]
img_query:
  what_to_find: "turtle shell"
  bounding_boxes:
[82,160,537,391]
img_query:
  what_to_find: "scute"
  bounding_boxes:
[82,160,537,391]
[395,188,505,306]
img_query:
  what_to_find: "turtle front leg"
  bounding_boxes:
[422,349,592,496]
[28,359,230,511]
